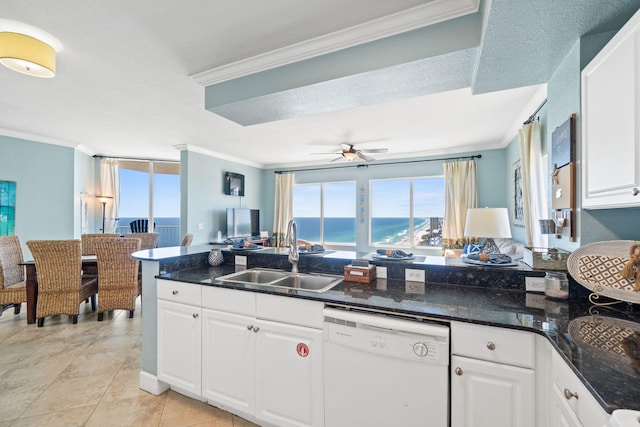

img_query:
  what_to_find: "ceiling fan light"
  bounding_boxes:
[0,32,56,78]
[342,151,358,161]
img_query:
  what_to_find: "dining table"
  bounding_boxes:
[21,255,98,324]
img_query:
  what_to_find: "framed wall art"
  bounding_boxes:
[0,180,16,236]
[513,160,524,226]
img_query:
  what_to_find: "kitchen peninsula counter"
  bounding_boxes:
[135,245,640,414]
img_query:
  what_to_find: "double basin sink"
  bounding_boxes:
[216,268,343,293]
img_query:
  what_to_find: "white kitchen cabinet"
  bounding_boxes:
[201,286,324,427]
[582,8,640,208]
[157,299,202,397]
[549,381,582,427]
[451,321,535,427]
[201,308,255,415]
[255,319,323,427]
[550,350,609,427]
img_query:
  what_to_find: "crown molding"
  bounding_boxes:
[0,127,82,150]
[191,0,479,86]
[173,144,265,168]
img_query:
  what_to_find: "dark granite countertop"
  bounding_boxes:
[159,263,640,414]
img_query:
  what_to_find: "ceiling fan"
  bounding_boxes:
[314,143,388,162]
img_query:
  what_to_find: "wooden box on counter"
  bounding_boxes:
[344,264,377,283]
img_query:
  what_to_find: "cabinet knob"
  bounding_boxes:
[172,290,179,295]
[192,313,199,319]
[247,324,254,330]
[455,367,463,376]
[564,388,579,400]
[252,326,260,333]
[487,342,496,350]
[633,187,640,196]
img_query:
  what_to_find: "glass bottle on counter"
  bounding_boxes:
[544,271,569,300]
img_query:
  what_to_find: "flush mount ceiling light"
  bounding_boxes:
[0,31,56,78]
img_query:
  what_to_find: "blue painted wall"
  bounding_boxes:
[180,150,268,245]
[0,135,94,257]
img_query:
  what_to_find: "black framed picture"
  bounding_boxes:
[552,114,576,169]
[224,172,244,196]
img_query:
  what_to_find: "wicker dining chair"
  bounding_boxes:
[26,239,98,327]
[0,236,27,316]
[180,233,194,246]
[129,232,159,250]
[80,233,120,279]
[94,237,141,321]
[81,233,120,256]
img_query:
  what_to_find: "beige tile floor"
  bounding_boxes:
[0,299,259,426]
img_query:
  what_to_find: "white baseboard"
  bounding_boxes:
[138,370,169,395]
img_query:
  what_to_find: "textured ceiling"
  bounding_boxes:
[0,0,639,167]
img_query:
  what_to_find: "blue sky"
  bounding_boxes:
[294,178,444,218]
[119,169,180,218]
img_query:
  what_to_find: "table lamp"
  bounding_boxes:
[464,208,512,254]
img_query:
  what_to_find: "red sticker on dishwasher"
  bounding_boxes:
[296,343,309,357]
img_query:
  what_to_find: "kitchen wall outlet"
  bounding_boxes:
[197,223,204,230]
[235,255,247,266]
[525,276,546,292]
[376,266,387,279]
[405,268,425,282]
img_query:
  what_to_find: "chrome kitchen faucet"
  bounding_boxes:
[286,219,299,273]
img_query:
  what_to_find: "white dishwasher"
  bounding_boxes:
[323,307,449,427]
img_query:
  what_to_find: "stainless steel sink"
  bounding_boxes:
[216,268,343,293]
[218,269,289,284]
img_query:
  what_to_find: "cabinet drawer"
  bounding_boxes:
[451,321,535,368]
[551,351,608,427]
[157,279,201,306]
[256,293,323,329]
[202,285,255,316]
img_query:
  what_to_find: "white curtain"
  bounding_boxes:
[272,173,294,247]
[100,159,120,233]
[441,159,478,251]
[519,122,548,247]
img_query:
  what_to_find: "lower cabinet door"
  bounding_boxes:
[202,309,256,415]
[255,319,324,427]
[451,355,535,427]
[157,300,202,396]
[549,383,582,427]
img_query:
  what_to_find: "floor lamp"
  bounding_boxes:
[96,195,112,233]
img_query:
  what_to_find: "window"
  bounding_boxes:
[370,177,444,247]
[118,160,180,247]
[293,181,356,244]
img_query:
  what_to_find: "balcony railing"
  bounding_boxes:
[116,225,181,248]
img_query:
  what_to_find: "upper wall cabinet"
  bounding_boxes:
[582,9,640,209]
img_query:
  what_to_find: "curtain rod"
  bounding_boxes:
[274,154,481,174]
[93,154,179,163]
[523,98,548,124]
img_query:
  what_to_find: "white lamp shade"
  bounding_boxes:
[464,208,512,238]
[0,32,56,78]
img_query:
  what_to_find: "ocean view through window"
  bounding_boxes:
[371,177,444,247]
[293,182,356,244]
[118,161,180,247]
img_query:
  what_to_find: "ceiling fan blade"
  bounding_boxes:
[311,151,341,155]
[360,148,388,153]
[358,152,375,162]
[329,156,343,162]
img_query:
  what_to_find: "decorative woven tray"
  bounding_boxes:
[567,240,640,304]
